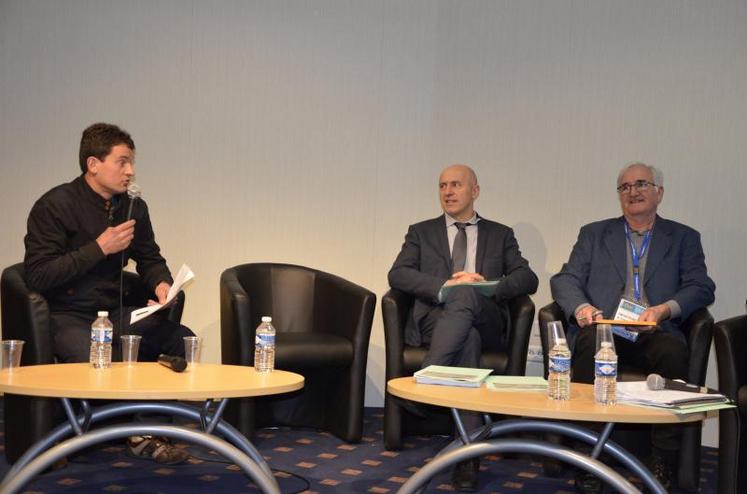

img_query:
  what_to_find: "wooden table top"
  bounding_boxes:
[0,363,304,400]
[387,377,709,424]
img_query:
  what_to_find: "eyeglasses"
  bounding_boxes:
[616,180,658,194]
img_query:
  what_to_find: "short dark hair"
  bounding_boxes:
[79,123,135,173]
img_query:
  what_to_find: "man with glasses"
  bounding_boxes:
[550,162,715,492]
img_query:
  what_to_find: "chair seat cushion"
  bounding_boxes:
[275,332,353,369]
[402,345,509,375]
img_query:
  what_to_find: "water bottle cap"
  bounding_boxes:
[98,311,108,317]
[261,316,272,322]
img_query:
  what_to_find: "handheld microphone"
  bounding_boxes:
[126,182,142,221]
[646,373,707,394]
[158,354,187,373]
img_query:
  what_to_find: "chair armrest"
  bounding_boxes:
[382,289,413,380]
[220,268,255,365]
[506,294,535,375]
[682,308,713,385]
[1,264,55,365]
[537,301,566,378]
[714,315,747,401]
[122,271,184,323]
[314,273,376,346]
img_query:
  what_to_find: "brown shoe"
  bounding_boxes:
[127,435,190,465]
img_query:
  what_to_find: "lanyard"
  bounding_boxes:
[624,222,652,302]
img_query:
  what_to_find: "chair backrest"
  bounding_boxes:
[226,263,319,333]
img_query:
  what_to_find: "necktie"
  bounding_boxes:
[452,222,468,272]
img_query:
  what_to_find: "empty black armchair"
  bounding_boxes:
[382,289,535,450]
[538,301,713,492]
[713,314,747,494]
[220,263,376,443]
[0,262,185,464]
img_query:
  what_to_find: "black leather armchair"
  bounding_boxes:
[382,289,535,450]
[538,301,713,492]
[713,314,747,494]
[0,262,185,464]
[220,263,376,443]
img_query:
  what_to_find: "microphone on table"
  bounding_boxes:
[646,373,708,394]
[158,354,187,373]
[126,181,142,221]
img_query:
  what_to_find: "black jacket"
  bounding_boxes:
[24,175,172,313]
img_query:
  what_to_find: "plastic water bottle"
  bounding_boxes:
[594,341,617,405]
[89,311,113,369]
[547,338,571,400]
[254,316,276,372]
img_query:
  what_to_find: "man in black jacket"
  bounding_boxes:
[24,122,193,463]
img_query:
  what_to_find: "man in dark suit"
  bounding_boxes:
[389,164,538,491]
[551,162,715,492]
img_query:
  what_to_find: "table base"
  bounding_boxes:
[0,400,279,494]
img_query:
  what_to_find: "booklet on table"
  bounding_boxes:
[414,365,492,388]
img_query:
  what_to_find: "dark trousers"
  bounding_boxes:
[50,307,194,363]
[572,328,689,453]
[419,286,505,431]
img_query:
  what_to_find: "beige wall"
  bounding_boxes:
[2,0,746,446]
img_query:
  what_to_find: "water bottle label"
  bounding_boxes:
[549,356,571,373]
[255,333,275,347]
[595,359,617,377]
[91,328,112,344]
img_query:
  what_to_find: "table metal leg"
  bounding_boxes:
[0,424,280,494]
[5,401,274,486]
[397,439,640,494]
[431,417,665,494]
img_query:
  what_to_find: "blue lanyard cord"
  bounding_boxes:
[624,222,653,303]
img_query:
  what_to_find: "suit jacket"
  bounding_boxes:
[550,215,715,339]
[388,215,538,346]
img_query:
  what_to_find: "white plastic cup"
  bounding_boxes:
[1,340,24,371]
[120,335,142,365]
[183,336,202,367]
[596,324,615,353]
[547,320,567,348]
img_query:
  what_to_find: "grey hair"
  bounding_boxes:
[617,162,664,187]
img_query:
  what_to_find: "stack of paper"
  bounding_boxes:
[414,365,492,388]
[617,381,732,414]
[485,376,548,392]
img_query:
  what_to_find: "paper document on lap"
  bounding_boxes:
[130,264,195,325]
[441,280,500,298]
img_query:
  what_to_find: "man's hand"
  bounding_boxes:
[638,304,670,324]
[148,281,171,306]
[444,271,485,286]
[575,305,604,328]
[96,220,135,256]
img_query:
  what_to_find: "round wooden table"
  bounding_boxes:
[0,363,304,494]
[388,377,712,494]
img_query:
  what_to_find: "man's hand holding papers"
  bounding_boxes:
[130,264,195,324]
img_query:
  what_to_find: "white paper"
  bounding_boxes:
[129,264,195,325]
[616,381,727,407]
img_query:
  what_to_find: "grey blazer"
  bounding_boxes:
[550,215,715,338]
[388,215,538,346]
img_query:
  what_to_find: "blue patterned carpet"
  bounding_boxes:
[0,405,719,493]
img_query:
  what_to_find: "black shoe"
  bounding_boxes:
[574,470,603,494]
[645,455,673,493]
[451,458,479,492]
